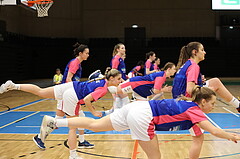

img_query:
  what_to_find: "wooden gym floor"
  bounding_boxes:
[0,78,240,159]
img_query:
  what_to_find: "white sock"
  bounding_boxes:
[38,134,41,138]
[121,96,130,106]
[229,97,240,108]
[69,149,77,157]
[78,135,85,143]
[114,97,122,109]
[15,84,20,90]
[55,115,64,119]
[56,119,68,127]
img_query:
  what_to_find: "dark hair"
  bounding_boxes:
[146,51,155,60]
[176,42,202,70]
[137,60,144,66]
[154,57,160,62]
[88,67,121,83]
[161,62,175,71]
[112,43,124,57]
[178,86,216,103]
[73,43,88,57]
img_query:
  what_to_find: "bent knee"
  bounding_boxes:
[88,123,101,132]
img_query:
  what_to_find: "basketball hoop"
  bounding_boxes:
[27,0,53,17]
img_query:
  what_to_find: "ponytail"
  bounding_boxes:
[146,51,155,60]
[161,62,175,71]
[73,43,88,57]
[112,43,124,57]
[176,42,202,71]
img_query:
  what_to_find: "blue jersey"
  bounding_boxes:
[172,60,202,98]
[128,71,166,98]
[62,58,82,83]
[149,99,207,131]
[72,79,108,104]
[111,55,127,80]
[144,60,155,75]
[129,66,141,76]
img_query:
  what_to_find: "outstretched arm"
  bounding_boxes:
[198,120,240,142]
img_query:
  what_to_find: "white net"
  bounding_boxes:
[33,0,53,17]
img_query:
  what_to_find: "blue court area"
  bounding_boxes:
[0,110,240,135]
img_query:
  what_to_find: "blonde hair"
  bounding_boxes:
[161,62,175,71]
[112,43,124,57]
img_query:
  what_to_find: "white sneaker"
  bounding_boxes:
[40,115,56,142]
[69,155,83,159]
[88,70,104,80]
[0,80,16,94]
[104,108,114,115]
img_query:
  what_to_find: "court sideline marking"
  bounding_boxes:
[204,113,221,129]
[222,107,240,117]
[0,111,40,129]
[0,99,47,116]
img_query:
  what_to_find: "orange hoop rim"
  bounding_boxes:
[27,0,53,6]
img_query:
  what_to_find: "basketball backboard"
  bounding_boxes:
[0,0,17,5]
[19,0,36,10]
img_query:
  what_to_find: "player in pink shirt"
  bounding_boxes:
[172,41,240,158]
[110,43,127,81]
[127,60,144,78]
[145,51,157,75]
[0,69,122,159]
[118,62,176,101]
[153,57,161,71]
[59,43,93,148]
[40,86,240,159]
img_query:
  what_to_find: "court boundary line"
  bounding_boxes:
[0,99,47,116]
[222,107,240,117]
[0,111,40,129]
[204,113,221,129]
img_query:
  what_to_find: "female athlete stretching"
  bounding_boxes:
[40,86,240,159]
[172,41,240,158]
[0,69,122,159]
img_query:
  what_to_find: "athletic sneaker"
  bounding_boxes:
[236,107,240,113]
[236,97,240,113]
[69,155,83,159]
[104,108,114,115]
[88,70,104,80]
[40,115,57,142]
[33,135,46,149]
[0,80,16,94]
[78,140,94,149]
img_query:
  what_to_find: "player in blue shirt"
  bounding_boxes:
[172,42,240,111]
[118,62,176,101]
[110,43,127,81]
[127,60,144,78]
[144,51,157,75]
[62,43,89,83]
[172,41,240,158]
[39,86,240,159]
[105,62,175,116]
[59,43,93,148]
[0,68,122,159]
